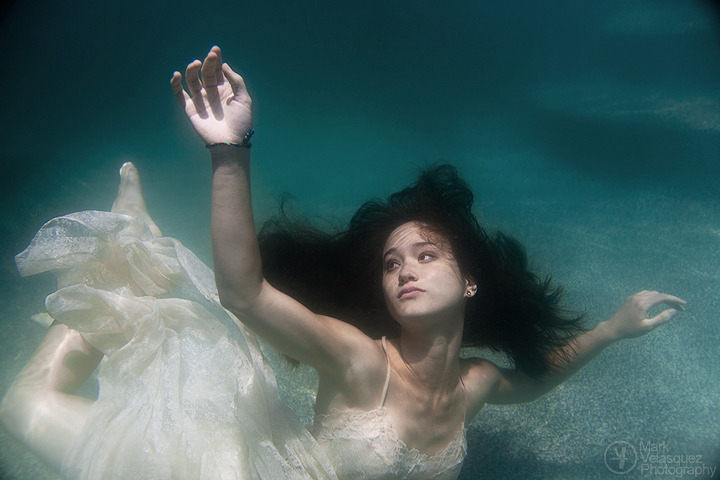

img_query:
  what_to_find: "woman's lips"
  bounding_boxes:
[398,287,424,299]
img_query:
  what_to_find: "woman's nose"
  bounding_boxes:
[398,265,418,285]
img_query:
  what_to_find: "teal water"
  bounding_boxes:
[1,0,719,478]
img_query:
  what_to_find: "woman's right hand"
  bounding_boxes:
[170,46,253,146]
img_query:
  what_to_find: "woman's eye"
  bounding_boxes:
[419,252,435,262]
[384,259,400,271]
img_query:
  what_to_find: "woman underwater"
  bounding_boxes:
[0,46,686,479]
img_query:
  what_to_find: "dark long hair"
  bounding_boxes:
[258,164,585,377]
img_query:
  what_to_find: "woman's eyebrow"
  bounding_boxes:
[383,248,398,260]
[383,242,435,259]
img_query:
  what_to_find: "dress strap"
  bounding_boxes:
[459,365,468,424]
[379,336,391,408]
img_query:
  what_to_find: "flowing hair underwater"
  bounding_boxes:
[258,164,586,377]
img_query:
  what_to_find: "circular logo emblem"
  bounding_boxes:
[604,441,637,474]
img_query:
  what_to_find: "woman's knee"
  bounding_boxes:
[0,323,102,469]
[0,386,94,470]
[11,324,102,393]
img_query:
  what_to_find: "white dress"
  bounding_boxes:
[15,210,467,480]
[15,210,337,480]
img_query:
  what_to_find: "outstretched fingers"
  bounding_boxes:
[169,63,206,118]
[611,290,688,339]
[184,59,208,118]
[213,46,224,85]
[200,48,224,118]
[185,59,202,95]
[170,71,189,106]
[641,292,687,312]
[641,292,687,333]
[645,307,682,330]
[170,46,254,144]
[202,46,224,87]
[222,63,252,104]
[170,49,224,112]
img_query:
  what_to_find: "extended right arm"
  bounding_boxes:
[171,47,382,381]
[209,146,263,304]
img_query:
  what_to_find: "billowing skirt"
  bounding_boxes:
[15,210,337,480]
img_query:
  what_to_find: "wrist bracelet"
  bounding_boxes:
[206,129,255,149]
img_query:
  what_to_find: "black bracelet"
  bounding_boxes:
[206,129,255,149]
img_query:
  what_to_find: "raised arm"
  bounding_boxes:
[170,48,380,380]
[468,290,686,406]
[171,47,260,304]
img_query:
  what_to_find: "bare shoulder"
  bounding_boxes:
[318,321,388,384]
[316,333,389,412]
[462,357,503,385]
[351,336,399,393]
[351,335,391,380]
[460,357,503,421]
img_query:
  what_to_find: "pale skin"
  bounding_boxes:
[0,47,687,472]
[0,162,147,469]
[169,46,687,454]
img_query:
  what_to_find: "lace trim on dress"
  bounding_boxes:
[309,335,467,478]
[312,406,467,464]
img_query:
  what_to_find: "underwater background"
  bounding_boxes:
[0,0,719,478]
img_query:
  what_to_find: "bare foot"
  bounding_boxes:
[111,162,162,237]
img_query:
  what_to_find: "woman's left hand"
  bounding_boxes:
[605,290,687,340]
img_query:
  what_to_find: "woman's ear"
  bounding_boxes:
[465,278,478,298]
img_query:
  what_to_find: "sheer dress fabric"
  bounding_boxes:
[16,211,336,480]
[15,210,466,480]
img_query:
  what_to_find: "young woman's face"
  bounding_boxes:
[381,221,474,329]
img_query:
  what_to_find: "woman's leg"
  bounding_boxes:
[0,324,102,470]
[111,161,162,237]
[1,161,160,470]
